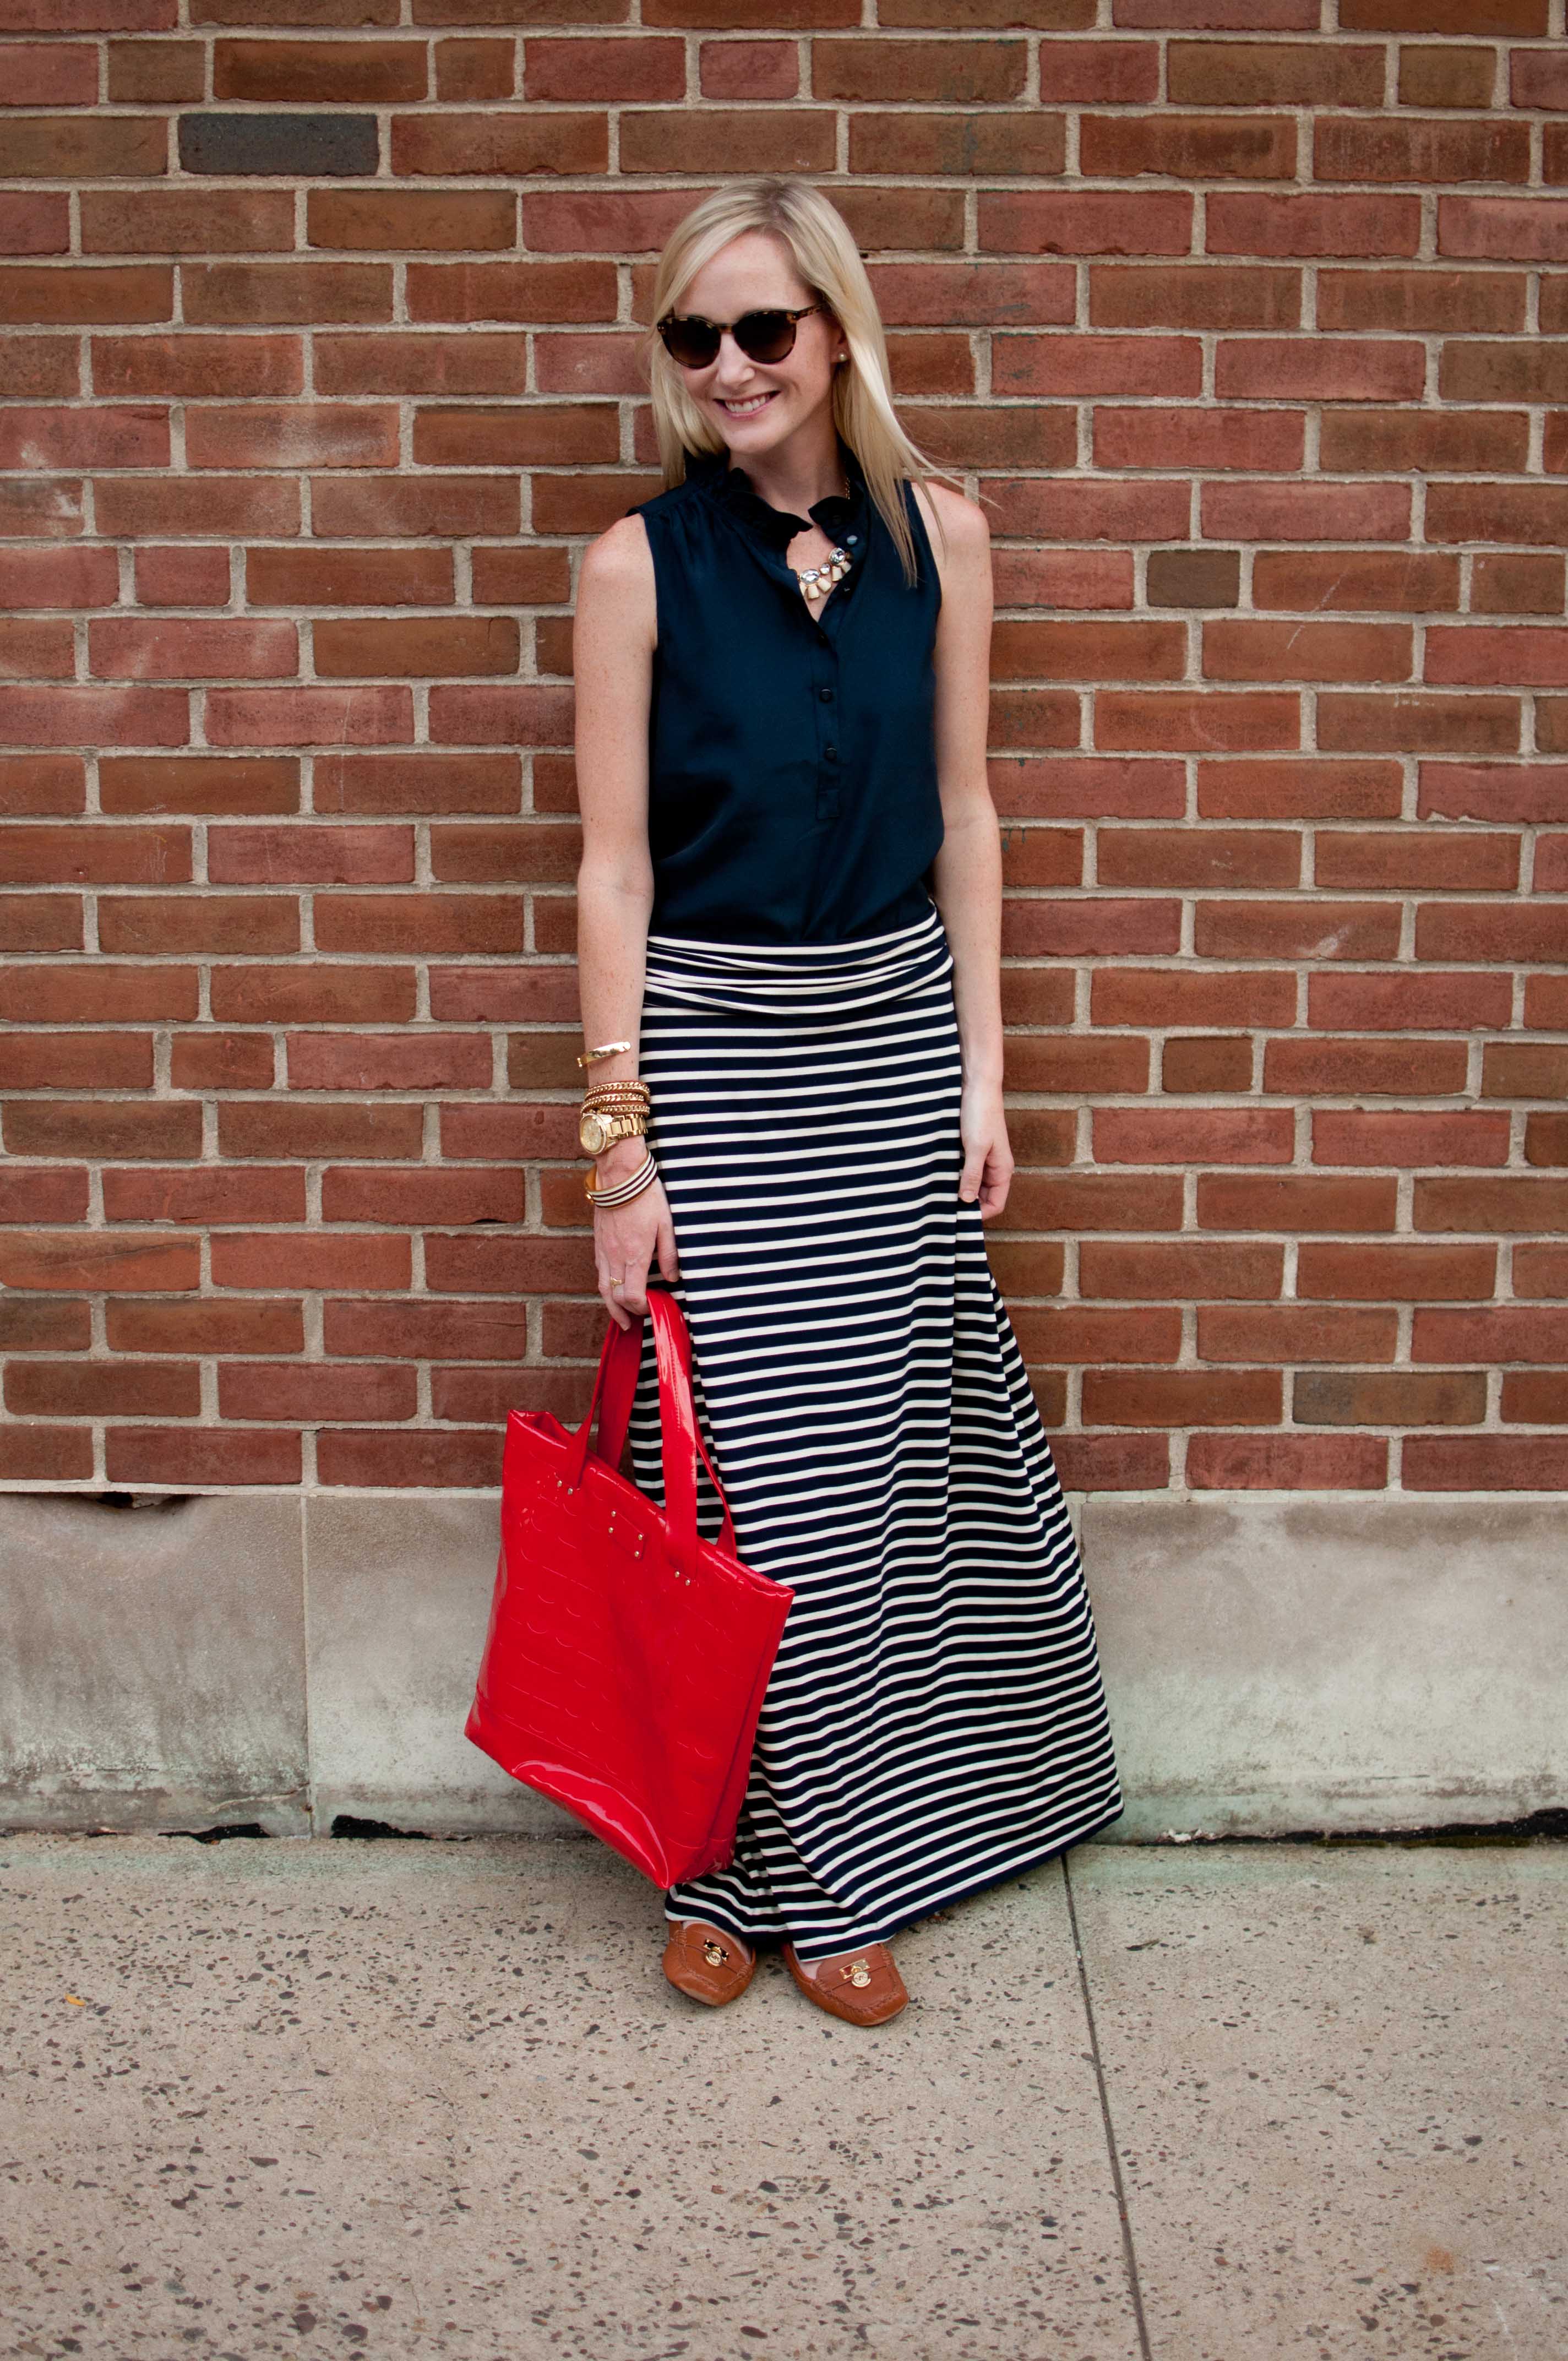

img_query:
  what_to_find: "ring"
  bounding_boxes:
[611,1281,624,1297]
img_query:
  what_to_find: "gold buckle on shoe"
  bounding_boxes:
[846,1958,872,1988]
[703,1938,730,1966]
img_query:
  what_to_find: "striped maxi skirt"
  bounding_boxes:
[624,897,1123,1962]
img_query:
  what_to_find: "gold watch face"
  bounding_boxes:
[579,1109,608,1155]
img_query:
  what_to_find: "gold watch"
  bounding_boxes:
[578,1104,646,1156]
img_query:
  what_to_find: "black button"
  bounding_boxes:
[824,744,839,763]
[818,687,834,703]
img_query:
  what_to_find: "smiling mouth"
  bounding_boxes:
[716,391,777,416]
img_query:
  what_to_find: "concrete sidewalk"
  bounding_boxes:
[0,1835,1561,2361]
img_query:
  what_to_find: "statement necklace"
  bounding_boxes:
[796,545,852,604]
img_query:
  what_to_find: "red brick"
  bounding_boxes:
[429,965,578,1023]
[313,894,525,956]
[1188,1433,1389,1488]
[1250,551,1460,613]
[208,967,415,1029]
[1297,1243,1496,1301]
[1418,763,1568,823]
[1003,1035,1147,1094]
[106,1299,304,1358]
[206,687,413,749]
[0,962,194,1023]
[1216,338,1424,404]
[1198,1175,1400,1232]
[1205,621,1412,686]
[1318,266,1525,333]
[1501,1373,1568,1424]
[1307,971,1511,1031]
[1095,1107,1293,1165]
[1083,1368,1282,1427]
[0,1031,151,1090]
[1,42,96,103]
[1198,758,1403,820]
[1011,1306,1183,1364]
[1501,534,1568,621]
[91,335,301,401]
[1313,1112,1511,1168]
[1206,193,1422,259]
[1414,1305,1568,1360]
[322,1167,524,1225]
[1427,482,1568,550]
[1415,1176,1568,1233]
[1003,898,1179,958]
[698,37,797,97]
[183,262,394,327]
[1428,625,1568,689]
[0,1228,197,1290]
[0,1298,90,1352]
[1195,899,1400,960]
[316,753,521,816]
[0,1426,91,1482]
[1,824,189,886]
[209,1234,412,1293]
[308,189,518,255]
[390,112,607,178]
[439,1102,573,1162]
[214,37,428,101]
[105,1426,302,1486]
[435,37,516,99]
[1513,1247,1568,1298]
[0,895,81,951]
[432,823,580,885]
[1404,1436,1568,1491]
[1201,482,1413,542]
[89,618,295,682]
[1340,828,1524,894]
[981,192,1190,258]
[105,35,203,101]
[848,113,1067,179]
[218,1102,423,1162]
[102,1168,305,1226]
[1523,978,1568,1029]
[428,686,573,746]
[1317,694,1520,758]
[220,1362,419,1423]
[993,335,1200,401]
[1096,692,1300,754]
[323,1298,533,1361]
[1415,903,1568,961]
[1090,264,1300,331]
[1079,1241,1282,1299]
[1264,1037,1469,1096]
[521,34,684,96]
[1322,119,1529,185]
[866,262,1075,328]
[185,403,399,472]
[1001,1172,1184,1231]
[1079,112,1297,181]
[285,1032,492,1093]
[1169,39,1382,105]
[97,895,296,956]
[1096,407,1302,474]
[99,756,296,817]
[132,546,231,608]
[316,1428,504,1487]
[982,478,1193,543]
[1438,195,1568,260]
[0,1167,90,1224]
[1091,967,1295,1028]
[209,823,412,889]
[7,1360,200,1421]
[0,755,84,817]
[1047,1434,1170,1490]
[1196,1304,1398,1363]
[406,262,617,327]
[1097,828,1298,890]
[0,618,75,677]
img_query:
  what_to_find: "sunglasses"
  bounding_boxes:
[656,303,824,372]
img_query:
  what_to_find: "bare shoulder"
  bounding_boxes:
[907,474,992,595]
[579,512,654,597]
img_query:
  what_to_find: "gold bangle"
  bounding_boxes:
[577,1038,634,1069]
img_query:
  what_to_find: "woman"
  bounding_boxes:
[570,178,1121,2028]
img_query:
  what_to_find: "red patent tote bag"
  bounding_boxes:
[465,1287,793,1890]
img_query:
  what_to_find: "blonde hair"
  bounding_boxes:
[643,178,958,587]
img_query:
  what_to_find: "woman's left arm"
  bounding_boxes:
[918,483,1012,1221]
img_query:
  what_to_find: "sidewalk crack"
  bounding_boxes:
[1064,1853,1154,2361]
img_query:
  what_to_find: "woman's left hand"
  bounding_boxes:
[957,1080,1012,1220]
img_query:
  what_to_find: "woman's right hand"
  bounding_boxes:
[592,1137,679,1329]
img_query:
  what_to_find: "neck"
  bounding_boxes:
[726,414,846,515]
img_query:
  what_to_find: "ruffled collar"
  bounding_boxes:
[688,439,868,556]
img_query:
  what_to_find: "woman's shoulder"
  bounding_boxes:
[908,475,990,555]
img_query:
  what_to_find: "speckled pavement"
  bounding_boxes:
[0,1835,1562,2361]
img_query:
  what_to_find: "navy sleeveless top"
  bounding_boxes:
[629,439,944,946]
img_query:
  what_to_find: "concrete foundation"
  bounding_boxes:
[0,1487,1563,1837]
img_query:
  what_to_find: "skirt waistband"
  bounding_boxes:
[642,899,951,1017]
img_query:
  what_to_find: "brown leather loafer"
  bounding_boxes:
[662,1920,756,2008]
[782,1940,907,2027]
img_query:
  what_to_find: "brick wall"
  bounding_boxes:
[2,0,1567,1496]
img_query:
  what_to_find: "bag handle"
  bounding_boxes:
[563,1291,736,1570]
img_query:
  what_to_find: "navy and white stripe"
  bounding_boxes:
[625,899,1123,1961]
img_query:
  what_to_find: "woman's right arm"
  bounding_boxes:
[571,515,678,1331]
